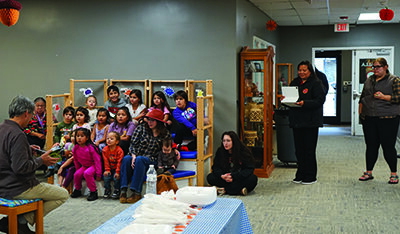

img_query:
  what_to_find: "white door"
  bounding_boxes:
[351,48,394,136]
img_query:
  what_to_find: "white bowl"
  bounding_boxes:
[176,186,216,207]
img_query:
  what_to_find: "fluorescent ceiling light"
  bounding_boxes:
[358,13,380,21]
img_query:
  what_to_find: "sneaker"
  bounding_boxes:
[302,180,317,185]
[156,168,164,175]
[120,192,127,203]
[44,169,55,178]
[17,223,34,234]
[178,145,189,151]
[127,193,142,204]
[70,189,82,198]
[0,217,9,233]
[241,187,248,196]
[104,189,111,198]
[111,189,120,199]
[292,178,302,184]
[87,191,98,201]
[216,187,225,196]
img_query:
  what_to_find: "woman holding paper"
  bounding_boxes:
[287,60,326,185]
[358,57,400,184]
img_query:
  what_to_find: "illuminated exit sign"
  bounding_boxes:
[334,23,349,32]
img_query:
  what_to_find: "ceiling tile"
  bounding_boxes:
[249,0,399,26]
[255,2,294,10]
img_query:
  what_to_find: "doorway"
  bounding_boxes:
[315,50,341,124]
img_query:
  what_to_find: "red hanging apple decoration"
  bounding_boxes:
[0,0,22,27]
[266,20,277,31]
[379,7,394,21]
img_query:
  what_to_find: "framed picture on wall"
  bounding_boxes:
[254,63,262,72]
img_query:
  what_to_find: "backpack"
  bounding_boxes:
[156,174,178,194]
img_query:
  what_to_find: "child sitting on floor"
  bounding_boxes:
[70,128,102,201]
[103,131,124,199]
[156,136,180,175]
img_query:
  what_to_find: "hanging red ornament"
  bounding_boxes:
[266,20,277,31]
[0,0,22,27]
[379,7,394,21]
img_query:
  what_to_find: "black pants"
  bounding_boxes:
[207,173,258,195]
[362,116,399,172]
[292,127,319,182]
[173,122,197,150]
[119,140,130,156]
[27,135,45,149]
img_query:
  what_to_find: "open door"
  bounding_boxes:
[315,50,341,124]
[351,48,394,136]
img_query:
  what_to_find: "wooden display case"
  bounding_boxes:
[239,46,275,178]
[275,63,293,107]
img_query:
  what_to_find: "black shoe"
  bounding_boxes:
[0,217,9,233]
[104,189,111,198]
[18,222,35,234]
[87,191,98,201]
[54,164,61,174]
[44,169,55,178]
[111,189,120,199]
[156,168,164,175]
[71,189,82,198]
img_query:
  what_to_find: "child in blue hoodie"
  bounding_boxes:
[172,90,197,151]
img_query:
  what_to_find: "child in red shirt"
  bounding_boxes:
[102,131,124,199]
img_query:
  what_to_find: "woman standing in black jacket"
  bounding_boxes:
[207,131,258,195]
[288,61,326,185]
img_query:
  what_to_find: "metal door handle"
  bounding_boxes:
[353,90,361,100]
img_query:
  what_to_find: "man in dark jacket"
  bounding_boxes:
[0,96,69,233]
[288,61,326,185]
[315,68,329,96]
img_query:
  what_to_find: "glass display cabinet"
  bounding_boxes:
[275,63,293,107]
[239,46,275,178]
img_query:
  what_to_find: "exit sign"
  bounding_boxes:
[335,23,349,32]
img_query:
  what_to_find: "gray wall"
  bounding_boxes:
[0,0,274,148]
[279,24,400,73]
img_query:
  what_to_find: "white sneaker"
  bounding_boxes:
[302,180,317,185]
[292,178,302,184]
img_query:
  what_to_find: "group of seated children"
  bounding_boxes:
[50,85,197,201]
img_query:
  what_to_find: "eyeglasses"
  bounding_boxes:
[372,65,383,69]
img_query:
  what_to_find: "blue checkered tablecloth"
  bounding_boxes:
[89,198,253,234]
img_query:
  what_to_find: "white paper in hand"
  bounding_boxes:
[282,87,300,107]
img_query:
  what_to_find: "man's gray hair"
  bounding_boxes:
[9,96,35,118]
